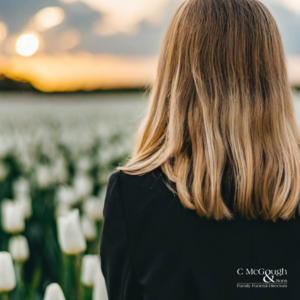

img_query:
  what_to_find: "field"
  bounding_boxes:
[0,92,299,300]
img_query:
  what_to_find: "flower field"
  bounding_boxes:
[0,93,147,300]
[0,91,299,300]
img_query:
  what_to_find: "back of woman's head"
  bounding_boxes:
[119,0,300,221]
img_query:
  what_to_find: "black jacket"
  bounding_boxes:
[100,168,300,300]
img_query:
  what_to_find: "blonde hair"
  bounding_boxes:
[118,0,300,221]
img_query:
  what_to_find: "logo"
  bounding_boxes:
[237,268,288,288]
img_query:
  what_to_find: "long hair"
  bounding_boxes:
[118,0,300,221]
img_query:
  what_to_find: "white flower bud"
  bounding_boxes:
[16,194,32,219]
[44,283,66,300]
[57,186,77,206]
[8,235,30,263]
[74,175,93,199]
[19,151,33,172]
[0,252,16,293]
[57,209,86,255]
[77,157,93,173]
[98,149,113,165]
[55,203,71,218]
[36,165,53,189]
[13,178,30,196]
[93,262,108,300]
[81,215,97,241]
[81,255,99,287]
[1,200,25,234]
[52,159,68,183]
[83,197,104,221]
[0,140,10,159]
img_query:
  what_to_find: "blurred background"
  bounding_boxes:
[0,0,299,300]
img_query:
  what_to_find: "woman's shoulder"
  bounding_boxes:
[106,167,177,217]
[108,167,168,194]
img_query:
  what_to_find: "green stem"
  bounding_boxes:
[27,267,41,300]
[15,262,25,300]
[1,293,9,300]
[15,262,23,287]
[81,285,93,300]
[63,254,81,300]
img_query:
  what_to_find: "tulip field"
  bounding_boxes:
[0,91,299,300]
[0,93,147,300]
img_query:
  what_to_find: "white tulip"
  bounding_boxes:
[44,283,66,300]
[74,174,93,199]
[0,140,10,159]
[55,202,71,218]
[77,157,93,173]
[0,252,16,293]
[81,215,97,241]
[57,186,77,206]
[52,158,69,183]
[99,149,113,165]
[36,165,53,189]
[57,209,86,255]
[13,178,30,196]
[8,236,30,263]
[83,197,104,221]
[16,194,32,219]
[19,151,33,172]
[93,262,108,300]
[81,255,99,287]
[1,200,25,234]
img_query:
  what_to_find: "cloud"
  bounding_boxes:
[60,0,177,35]
[280,0,300,14]
[59,0,300,36]
[263,0,300,14]
[31,7,65,32]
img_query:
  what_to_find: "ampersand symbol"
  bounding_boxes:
[263,273,275,283]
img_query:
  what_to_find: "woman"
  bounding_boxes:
[100,0,300,299]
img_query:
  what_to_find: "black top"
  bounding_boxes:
[100,169,300,300]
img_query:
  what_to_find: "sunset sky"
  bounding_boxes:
[0,0,299,92]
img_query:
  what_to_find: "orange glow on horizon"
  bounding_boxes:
[0,22,8,44]
[0,53,158,92]
[0,53,299,93]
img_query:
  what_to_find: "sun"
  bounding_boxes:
[16,34,40,57]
